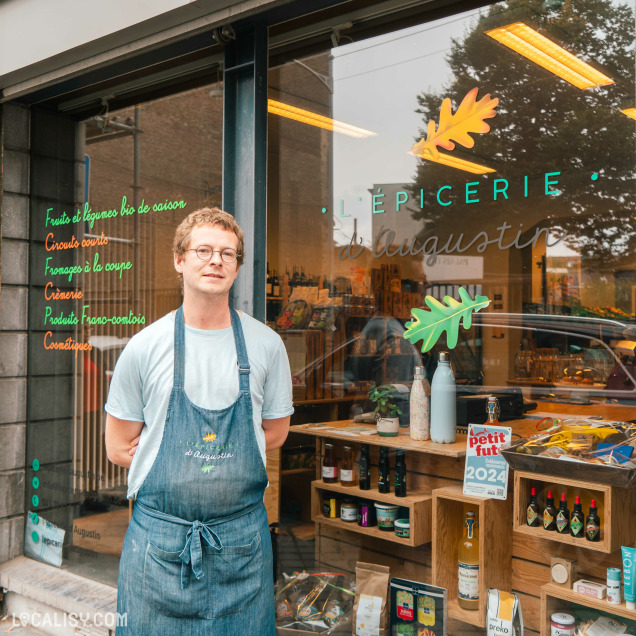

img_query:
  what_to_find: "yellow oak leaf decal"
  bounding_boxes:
[411,88,499,160]
[203,433,217,442]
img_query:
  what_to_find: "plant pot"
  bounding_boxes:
[377,416,400,436]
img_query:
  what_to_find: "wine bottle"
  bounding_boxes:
[394,450,407,497]
[359,444,370,490]
[272,270,280,297]
[378,447,390,493]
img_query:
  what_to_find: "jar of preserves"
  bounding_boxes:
[551,613,575,636]
[340,498,357,522]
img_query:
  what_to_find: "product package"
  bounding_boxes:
[275,571,355,634]
[353,562,391,636]
[390,578,447,636]
[577,615,628,636]
[487,589,523,636]
[24,511,65,567]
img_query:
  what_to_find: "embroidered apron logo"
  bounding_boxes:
[203,433,217,442]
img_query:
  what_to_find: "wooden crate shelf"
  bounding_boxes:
[311,480,432,547]
[541,582,636,636]
[432,485,512,627]
[513,471,632,554]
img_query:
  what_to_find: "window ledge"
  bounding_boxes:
[0,556,116,619]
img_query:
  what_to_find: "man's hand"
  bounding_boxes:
[105,415,144,468]
[262,416,290,451]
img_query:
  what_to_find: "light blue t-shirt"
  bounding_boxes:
[105,311,294,498]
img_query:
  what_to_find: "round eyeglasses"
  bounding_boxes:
[186,246,241,264]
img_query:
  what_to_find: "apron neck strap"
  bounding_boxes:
[174,306,186,388]
[230,307,251,394]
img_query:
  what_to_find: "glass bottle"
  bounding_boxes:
[458,511,479,611]
[266,262,273,296]
[410,366,430,441]
[586,499,601,542]
[340,445,356,486]
[378,447,390,493]
[486,397,500,425]
[543,490,557,531]
[570,496,585,538]
[430,352,456,444]
[359,444,371,490]
[526,487,540,527]
[556,493,570,534]
[394,450,407,497]
[273,269,280,297]
[322,443,338,483]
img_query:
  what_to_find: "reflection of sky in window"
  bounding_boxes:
[328,0,634,248]
[330,9,484,246]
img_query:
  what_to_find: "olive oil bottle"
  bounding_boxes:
[458,511,479,611]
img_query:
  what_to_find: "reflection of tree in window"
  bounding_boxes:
[408,0,636,273]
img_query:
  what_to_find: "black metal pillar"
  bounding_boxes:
[223,24,268,322]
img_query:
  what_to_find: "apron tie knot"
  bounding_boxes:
[178,520,223,588]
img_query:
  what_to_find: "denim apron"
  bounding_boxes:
[116,307,274,635]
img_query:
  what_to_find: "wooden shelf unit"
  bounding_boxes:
[311,479,432,547]
[293,420,467,458]
[432,485,512,627]
[513,470,631,554]
[540,582,636,636]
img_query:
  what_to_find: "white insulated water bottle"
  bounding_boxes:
[430,351,456,443]
[409,366,430,441]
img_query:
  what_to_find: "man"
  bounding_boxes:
[105,207,293,635]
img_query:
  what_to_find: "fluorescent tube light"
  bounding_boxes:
[268,99,376,138]
[413,149,495,174]
[485,22,614,90]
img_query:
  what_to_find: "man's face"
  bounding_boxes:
[174,224,241,300]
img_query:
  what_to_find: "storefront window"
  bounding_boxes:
[26,84,223,583]
[268,0,636,631]
[268,1,636,403]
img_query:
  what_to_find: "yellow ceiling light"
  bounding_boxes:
[415,149,495,175]
[268,99,376,138]
[485,22,614,90]
[621,108,636,120]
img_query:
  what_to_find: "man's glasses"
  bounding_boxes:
[186,246,241,264]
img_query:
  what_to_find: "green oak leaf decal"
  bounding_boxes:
[403,287,491,353]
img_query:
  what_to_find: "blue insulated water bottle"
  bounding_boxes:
[430,351,456,443]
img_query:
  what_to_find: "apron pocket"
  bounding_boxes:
[142,541,210,619]
[208,532,263,618]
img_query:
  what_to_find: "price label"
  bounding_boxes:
[463,424,511,500]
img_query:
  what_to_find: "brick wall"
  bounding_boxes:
[0,103,30,562]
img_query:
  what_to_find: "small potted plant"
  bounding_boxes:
[368,384,402,437]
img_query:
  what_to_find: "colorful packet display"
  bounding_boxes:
[390,578,447,636]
